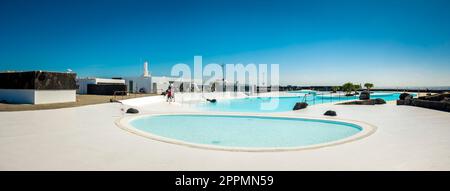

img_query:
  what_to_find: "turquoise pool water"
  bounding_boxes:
[130,115,362,148]
[196,92,409,112]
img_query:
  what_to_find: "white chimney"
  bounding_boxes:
[143,61,149,77]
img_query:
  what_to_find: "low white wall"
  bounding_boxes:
[95,78,125,84]
[0,89,76,104]
[119,92,252,106]
[0,89,35,104]
[34,90,76,104]
[119,95,165,107]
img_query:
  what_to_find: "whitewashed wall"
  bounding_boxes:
[123,77,152,93]
[0,89,76,104]
[0,89,35,104]
[76,79,96,94]
[34,90,76,104]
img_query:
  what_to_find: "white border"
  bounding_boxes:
[115,113,377,152]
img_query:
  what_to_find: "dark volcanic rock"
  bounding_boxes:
[126,108,139,114]
[359,91,370,100]
[411,99,450,112]
[419,93,450,102]
[340,98,385,105]
[0,71,77,90]
[324,110,337,116]
[404,97,413,105]
[396,100,405,105]
[399,93,411,100]
[405,95,413,100]
[340,100,374,105]
[206,99,217,103]
[374,98,386,104]
[397,93,450,112]
[293,102,308,110]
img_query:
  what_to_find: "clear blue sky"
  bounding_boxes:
[1,0,449,86]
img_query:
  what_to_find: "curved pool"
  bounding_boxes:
[120,114,375,151]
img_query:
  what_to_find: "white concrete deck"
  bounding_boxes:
[0,93,449,170]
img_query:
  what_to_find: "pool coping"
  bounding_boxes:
[115,113,377,152]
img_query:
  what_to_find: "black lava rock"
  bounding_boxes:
[293,102,308,110]
[443,97,450,103]
[399,93,411,100]
[405,95,413,100]
[359,91,370,100]
[374,98,386,104]
[206,99,217,103]
[126,108,139,114]
[324,110,337,116]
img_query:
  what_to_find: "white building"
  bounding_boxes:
[0,71,76,104]
[151,76,202,94]
[123,61,153,93]
[124,76,153,93]
[123,61,197,94]
[209,79,256,94]
[122,61,255,95]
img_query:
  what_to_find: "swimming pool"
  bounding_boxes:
[120,114,375,151]
[195,92,408,112]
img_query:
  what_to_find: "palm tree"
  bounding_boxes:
[354,84,361,93]
[364,83,374,92]
[331,86,340,93]
[341,82,354,96]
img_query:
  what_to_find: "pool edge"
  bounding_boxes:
[115,113,377,152]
